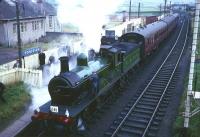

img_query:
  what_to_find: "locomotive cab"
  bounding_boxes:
[100,45,122,68]
[120,33,145,59]
[119,33,144,45]
[108,47,122,67]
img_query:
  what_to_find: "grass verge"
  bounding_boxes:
[173,92,200,137]
[173,63,200,137]
[0,82,31,131]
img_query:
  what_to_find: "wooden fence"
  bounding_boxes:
[0,46,75,87]
[0,47,62,70]
[0,68,42,88]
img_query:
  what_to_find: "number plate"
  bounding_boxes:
[50,106,58,113]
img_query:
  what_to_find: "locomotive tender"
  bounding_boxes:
[32,13,179,131]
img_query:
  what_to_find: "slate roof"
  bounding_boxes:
[0,0,56,20]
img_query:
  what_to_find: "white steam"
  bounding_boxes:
[30,46,79,109]
[57,0,124,52]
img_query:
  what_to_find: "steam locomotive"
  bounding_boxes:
[32,13,179,132]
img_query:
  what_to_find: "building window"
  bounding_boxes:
[20,23,24,32]
[13,23,17,33]
[34,21,37,30]
[49,16,53,28]
[20,22,27,32]
[37,21,39,30]
[24,22,27,32]
[41,20,43,29]
[32,21,39,30]
[32,21,34,30]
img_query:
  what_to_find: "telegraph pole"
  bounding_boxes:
[138,2,140,18]
[0,0,22,67]
[160,4,162,16]
[15,1,22,68]
[129,0,131,21]
[164,0,167,16]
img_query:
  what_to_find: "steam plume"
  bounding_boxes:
[57,0,124,52]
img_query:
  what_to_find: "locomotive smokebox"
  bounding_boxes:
[59,56,69,73]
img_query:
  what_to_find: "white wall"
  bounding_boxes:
[0,23,7,46]
[102,18,143,37]
[45,15,61,32]
[0,47,62,70]
[1,15,61,47]
[1,18,46,47]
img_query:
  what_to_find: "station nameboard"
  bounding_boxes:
[22,47,41,57]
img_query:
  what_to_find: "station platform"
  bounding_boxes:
[0,47,18,65]
[0,86,50,137]
[0,110,31,137]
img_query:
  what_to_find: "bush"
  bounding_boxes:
[0,82,31,121]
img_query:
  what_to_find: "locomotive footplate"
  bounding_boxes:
[32,95,95,124]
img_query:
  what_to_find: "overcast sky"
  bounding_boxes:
[123,0,195,5]
[46,0,195,6]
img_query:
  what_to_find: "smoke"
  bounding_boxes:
[28,0,124,110]
[42,46,80,85]
[29,47,78,109]
[57,0,124,52]
[29,86,50,110]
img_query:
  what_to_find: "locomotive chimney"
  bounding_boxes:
[59,56,69,73]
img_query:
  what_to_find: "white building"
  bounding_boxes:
[45,15,61,32]
[0,0,61,47]
[172,4,187,11]
[102,18,144,38]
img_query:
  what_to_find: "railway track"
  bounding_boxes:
[104,18,189,137]
[15,15,189,137]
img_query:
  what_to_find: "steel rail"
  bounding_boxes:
[111,18,187,137]
[142,18,189,137]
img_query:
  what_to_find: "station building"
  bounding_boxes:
[0,0,61,47]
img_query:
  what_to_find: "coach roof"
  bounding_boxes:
[132,14,178,38]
